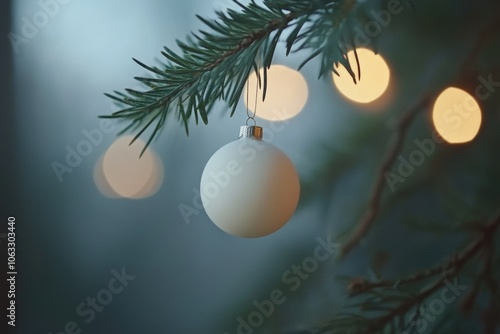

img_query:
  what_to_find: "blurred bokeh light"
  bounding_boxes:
[432,87,482,144]
[244,64,309,121]
[95,135,164,199]
[332,48,391,104]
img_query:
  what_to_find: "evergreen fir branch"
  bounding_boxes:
[102,0,378,154]
[348,214,500,297]
[314,213,500,334]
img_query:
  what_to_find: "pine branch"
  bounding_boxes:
[349,214,500,296]
[315,213,500,334]
[102,0,367,155]
[360,214,500,334]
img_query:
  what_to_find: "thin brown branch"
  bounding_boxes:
[483,240,498,334]
[458,19,500,78]
[340,18,500,258]
[340,96,430,257]
[361,214,500,334]
[361,271,457,334]
[349,214,500,296]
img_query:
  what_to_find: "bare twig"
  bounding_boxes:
[360,214,500,334]
[340,96,430,256]
[349,214,500,296]
[482,240,498,334]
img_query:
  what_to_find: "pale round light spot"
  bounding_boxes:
[244,65,309,121]
[97,136,164,199]
[432,87,482,144]
[332,48,391,104]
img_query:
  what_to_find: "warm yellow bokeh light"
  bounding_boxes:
[94,136,164,199]
[332,48,391,104]
[432,87,482,144]
[244,64,308,121]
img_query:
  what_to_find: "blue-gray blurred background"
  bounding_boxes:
[2,0,500,333]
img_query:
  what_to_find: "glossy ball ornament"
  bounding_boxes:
[200,126,300,238]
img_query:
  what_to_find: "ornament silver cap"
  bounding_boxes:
[239,125,263,140]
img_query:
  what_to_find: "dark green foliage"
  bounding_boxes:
[102,0,408,155]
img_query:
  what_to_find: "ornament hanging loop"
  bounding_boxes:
[245,117,257,126]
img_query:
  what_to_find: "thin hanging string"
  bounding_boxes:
[253,67,259,118]
[246,63,260,126]
[245,78,254,126]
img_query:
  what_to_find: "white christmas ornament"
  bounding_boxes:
[200,126,300,238]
